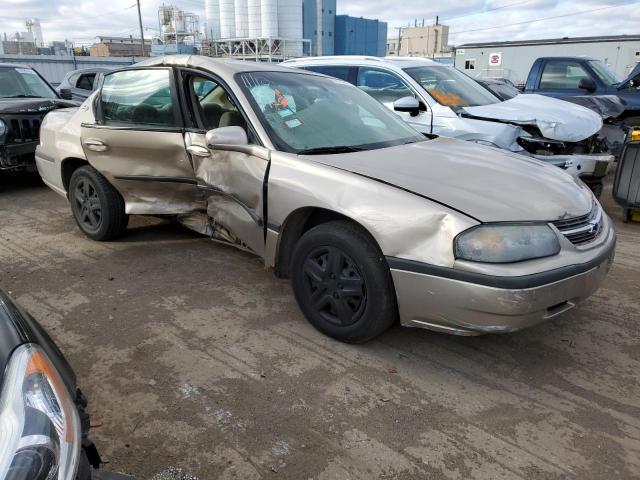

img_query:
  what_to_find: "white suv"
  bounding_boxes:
[284,56,613,196]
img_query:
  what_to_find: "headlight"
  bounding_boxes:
[0,344,81,479]
[455,224,560,263]
[0,119,7,141]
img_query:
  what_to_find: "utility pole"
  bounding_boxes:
[394,26,402,56]
[136,0,145,57]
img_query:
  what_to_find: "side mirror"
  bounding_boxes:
[205,126,248,148]
[578,77,597,93]
[393,96,421,116]
[59,88,73,100]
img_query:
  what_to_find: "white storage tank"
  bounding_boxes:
[235,0,249,38]
[260,0,278,38]
[205,0,221,40]
[278,0,302,55]
[248,0,262,38]
[220,0,236,38]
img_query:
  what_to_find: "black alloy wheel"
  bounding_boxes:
[68,166,128,241]
[291,220,397,343]
[302,245,367,327]
[73,177,102,232]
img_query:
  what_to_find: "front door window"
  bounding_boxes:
[356,67,414,105]
[189,75,246,132]
[539,61,591,90]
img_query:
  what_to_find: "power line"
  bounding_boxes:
[449,1,638,36]
[441,0,535,23]
[399,0,535,28]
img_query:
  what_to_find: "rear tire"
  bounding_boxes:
[291,220,397,343]
[69,166,128,241]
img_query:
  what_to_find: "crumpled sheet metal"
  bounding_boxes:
[266,151,478,268]
[462,94,603,142]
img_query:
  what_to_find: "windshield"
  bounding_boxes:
[404,66,499,108]
[588,60,621,86]
[0,67,57,99]
[237,71,425,154]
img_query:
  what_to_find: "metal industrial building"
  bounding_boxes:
[334,15,386,57]
[387,22,450,57]
[454,34,640,85]
[302,0,335,56]
[204,0,304,58]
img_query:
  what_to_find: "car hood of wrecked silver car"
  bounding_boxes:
[304,136,594,222]
[462,93,603,142]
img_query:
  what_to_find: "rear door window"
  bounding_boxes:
[539,61,591,89]
[100,69,177,128]
[301,65,355,84]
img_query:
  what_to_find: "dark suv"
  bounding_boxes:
[0,63,78,173]
[0,290,130,479]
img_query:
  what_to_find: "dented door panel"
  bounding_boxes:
[81,127,204,215]
[184,131,269,256]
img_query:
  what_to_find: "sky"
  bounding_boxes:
[0,0,638,47]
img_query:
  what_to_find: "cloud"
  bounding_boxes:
[0,0,636,47]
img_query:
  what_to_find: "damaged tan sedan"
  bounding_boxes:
[35,56,616,342]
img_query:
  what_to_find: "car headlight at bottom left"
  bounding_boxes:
[0,344,81,480]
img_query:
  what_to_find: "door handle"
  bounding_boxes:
[187,145,211,158]
[83,138,108,152]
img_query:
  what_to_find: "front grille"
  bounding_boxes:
[2,114,43,144]
[552,205,603,245]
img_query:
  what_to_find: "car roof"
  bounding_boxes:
[283,56,444,69]
[136,55,302,76]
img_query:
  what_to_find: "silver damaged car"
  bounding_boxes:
[35,56,616,342]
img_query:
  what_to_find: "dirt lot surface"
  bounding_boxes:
[1,174,639,480]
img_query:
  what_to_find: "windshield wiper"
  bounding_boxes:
[3,94,41,98]
[297,145,366,155]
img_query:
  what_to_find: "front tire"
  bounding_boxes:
[69,166,128,241]
[291,220,397,343]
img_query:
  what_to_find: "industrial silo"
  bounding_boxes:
[234,0,249,38]
[260,0,278,38]
[205,0,220,39]
[220,0,236,38]
[278,0,302,55]
[248,0,262,38]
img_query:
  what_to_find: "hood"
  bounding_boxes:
[461,94,603,142]
[561,95,626,120]
[0,98,79,114]
[306,137,593,223]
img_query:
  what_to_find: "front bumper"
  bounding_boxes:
[531,152,614,179]
[0,141,38,171]
[388,228,616,336]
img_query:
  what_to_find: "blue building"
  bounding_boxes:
[302,0,336,56]
[334,15,387,57]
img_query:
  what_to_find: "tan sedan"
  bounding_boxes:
[35,56,616,342]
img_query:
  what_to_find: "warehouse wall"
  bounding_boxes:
[0,54,143,84]
[454,39,640,85]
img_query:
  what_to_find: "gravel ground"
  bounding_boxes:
[0,173,639,479]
